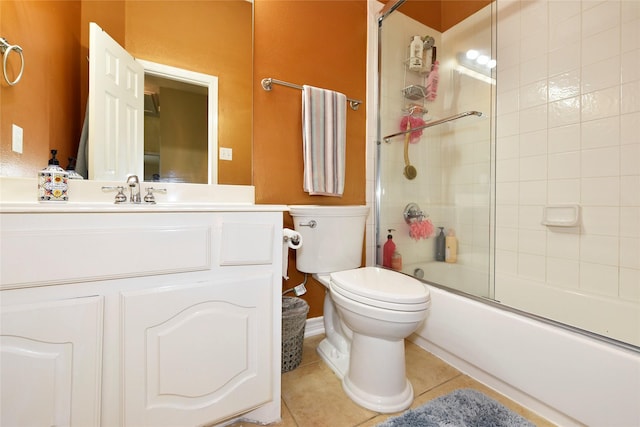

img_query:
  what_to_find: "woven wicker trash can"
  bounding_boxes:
[281,296,309,373]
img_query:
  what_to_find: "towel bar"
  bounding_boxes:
[261,77,362,111]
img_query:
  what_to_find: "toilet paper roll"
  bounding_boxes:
[282,228,303,280]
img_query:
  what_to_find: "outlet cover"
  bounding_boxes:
[219,147,232,161]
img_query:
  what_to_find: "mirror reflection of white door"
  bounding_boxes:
[89,22,144,181]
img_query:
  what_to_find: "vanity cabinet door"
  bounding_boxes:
[0,296,104,427]
[122,273,274,427]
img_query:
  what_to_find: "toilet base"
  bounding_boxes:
[316,337,349,379]
[342,332,414,413]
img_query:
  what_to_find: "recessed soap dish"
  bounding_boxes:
[541,204,581,227]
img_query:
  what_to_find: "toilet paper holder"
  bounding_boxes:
[283,233,300,245]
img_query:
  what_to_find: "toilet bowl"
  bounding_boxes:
[289,205,430,413]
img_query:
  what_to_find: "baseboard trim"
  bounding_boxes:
[304,316,324,338]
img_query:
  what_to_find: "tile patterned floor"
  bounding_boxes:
[231,334,556,427]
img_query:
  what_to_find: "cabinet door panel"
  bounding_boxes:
[122,274,273,427]
[0,296,103,427]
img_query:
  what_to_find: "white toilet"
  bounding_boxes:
[289,205,430,413]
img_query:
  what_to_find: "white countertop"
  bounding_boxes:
[0,177,287,213]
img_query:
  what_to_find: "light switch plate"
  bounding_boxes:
[12,124,23,153]
[219,147,232,161]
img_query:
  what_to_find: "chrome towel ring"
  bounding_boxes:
[0,37,24,86]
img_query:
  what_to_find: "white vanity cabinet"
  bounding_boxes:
[0,207,284,427]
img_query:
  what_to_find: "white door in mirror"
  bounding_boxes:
[88,22,144,181]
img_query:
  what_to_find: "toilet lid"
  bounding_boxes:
[329,267,430,310]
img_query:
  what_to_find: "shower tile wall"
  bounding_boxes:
[495,0,640,346]
[377,6,493,296]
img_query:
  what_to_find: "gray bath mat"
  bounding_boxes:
[377,388,535,427]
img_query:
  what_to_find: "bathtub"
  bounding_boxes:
[402,263,640,427]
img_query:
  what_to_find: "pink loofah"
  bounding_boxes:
[409,218,434,241]
[399,115,427,143]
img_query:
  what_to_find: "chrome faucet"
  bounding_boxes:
[126,174,142,203]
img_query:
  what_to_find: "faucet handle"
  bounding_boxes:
[101,186,127,204]
[144,187,167,204]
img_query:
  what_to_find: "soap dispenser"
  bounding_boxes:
[38,149,69,202]
[383,229,396,268]
[435,227,445,261]
[445,229,458,263]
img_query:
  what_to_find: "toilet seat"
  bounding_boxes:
[330,267,430,311]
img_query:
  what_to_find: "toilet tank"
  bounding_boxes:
[289,205,369,274]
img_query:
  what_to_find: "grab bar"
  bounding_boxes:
[383,110,483,143]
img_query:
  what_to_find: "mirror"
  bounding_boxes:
[0,0,253,186]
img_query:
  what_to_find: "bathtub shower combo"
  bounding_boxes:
[375,1,640,426]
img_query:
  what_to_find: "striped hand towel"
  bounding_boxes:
[302,85,347,197]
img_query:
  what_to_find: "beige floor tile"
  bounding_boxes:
[281,360,378,427]
[404,340,461,396]
[228,335,556,427]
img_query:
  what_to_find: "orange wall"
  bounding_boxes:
[0,1,81,176]
[2,0,252,185]
[254,0,368,317]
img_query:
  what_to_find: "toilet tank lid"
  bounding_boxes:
[330,267,429,305]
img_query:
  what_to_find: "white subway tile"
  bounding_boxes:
[520,80,548,109]
[581,116,620,149]
[621,19,639,52]
[581,206,620,236]
[496,158,520,182]
[520,56,549,86]
[620,207,640,238]
[581,56,622,94]
[496,204,519,228]
[520,0,548,35]
[581,87,620,121]
[549,96,581,128]
[549,151,580,179]
[518,253,547,281]
[621,176,640,206]
[547,228,581,259]
[547,257,580,287]
[521,28,549,61]
[549,0,581,26]
[497,135,521,160]
[548,178,581,204]
[496,181,520,204]
[619,268,640,302]
[548,70,580,102]
[495,249,518,275]
[620,237,640,269]
[496,226,519,251]
[581,27,621,65]
[620,144,640,176]
[519,155,548,181]
[548,123,581,153]
[520,104,548,133]
[621,49,640,84]
[496,111,520,137]
[549,13,581,48]
[621,112,640,145]
[519,205,546,230]
[582,0,620,39]
[497,88,520,115]
[519,180,547,205]
[520,130,547,157]
[549,42,581,76]
[579,262,619,296]
[581,176,620,206]
[581,147,620,178]
[621,80,640,114]
[519,229,547,255]
[581,234,620,265]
